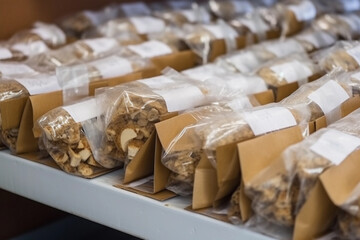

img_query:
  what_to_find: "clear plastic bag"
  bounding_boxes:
[183,22,239,63]
[194,103,311,168]
[8,22,66,48]
[181,63,236,82]
[257,53,321,87]
[91,70,210,166]
[312,13,360,40]
[162,96,260,196]
[153,8,212,26]
[246,107,360,228]
[38,98,121,178]
[123,40,179,59]
[228,186,242,224]
[294,29,337,52]
[280,70,357,123]
[314,41,360,72]
[208,0,255,20]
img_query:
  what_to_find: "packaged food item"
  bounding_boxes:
[0,47,27,61]
[10,40,49,58]
[38,98,121,178]
[278,0,319,36]
[208,0,255,20]
[161,96,261,196]
[0,73,61,150]
[60,5,119,37]
[194,103,310,168]
[315,41,360,72]
[294,29,337,52]
[216,38,305,73]
[313,13,360,40]
[91,71,209,166]
[0,62,37,78]
[280,71,356,122]
[9,22,66,48]
[93,16,167,37]
[246,108,360,228]
[184,22,239,63]
[257,53,321,87]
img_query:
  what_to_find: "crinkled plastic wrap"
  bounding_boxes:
[257,53,321,87]
[9,22,66,48]
[184,22,239,63]
[60,5,119,37]
[315,41,360,72]
[294,29,337,52]
[228,186,242,224]
[313,13,360,40]
[280,71,356,122]
[26,37,126,72]
[194,103,311,167]
[162,97,260,196]
[91,72,209,166]
[208,0,255,20]
[154,8,212,26]
[245,109,360,228]
[38,105,120,178]
[216,38,305,73]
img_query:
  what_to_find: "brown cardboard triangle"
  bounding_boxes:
[0,96,28,130]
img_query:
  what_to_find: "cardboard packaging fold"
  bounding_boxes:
[1,50,199,154]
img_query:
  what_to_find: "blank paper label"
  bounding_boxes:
[91,56,133,79]
[128,40,172,58]
[12,41,48,56]
[63,98,100,123]
[265,40,304,57]
[154,85,206,112]
[288,1,316,21]
[310,129,360,165]
[0,48,12,59]
[15,74,61,95]
[243,107,297,136]
[347,45,360,64]
[31,25,65,44]
[308,80,350,114]
[0,63,36,76]
[182,64,228,82]
[270,60,313,83]
[296,31,336,48]
[138,75,175,89]
[129,16,165,34]
[227,51,261,73]
[82,38,118,55]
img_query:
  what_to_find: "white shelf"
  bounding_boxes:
[0,151,274,240]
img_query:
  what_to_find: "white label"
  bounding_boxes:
[226,97,253,111]
[31,24,65,44]
[15,74,61,95]
[182,64,229,82]
[154,85,206,112]
[296,31,336,48]
[0,63,36,76]
[347,45,360,64]
[227,51,261,73]
[243,107,297,136]
[339,14,360,32]
[0,48,12,59]
[238,17,270,33]
[310,129,360,165]
[270,60,313,83]
[222,74,267,94]
[232,1,254,13]
[308,80,350,115]
[91,56,133,79]
[83,11,103,25]
[81,38,118,55]
[129,16,165,34]
[265,39,304,57]
[342,0,360,12]
[12,41,48,56]
[138,75,175,89]
[203,24,238,39]
[63,98,100,123]
[128,40,173,58]
[288,1,317,22]
[121,2,151,16]
[180,9,197,22]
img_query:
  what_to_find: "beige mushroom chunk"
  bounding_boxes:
[120,128,137,151]
[68,147,82,167]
